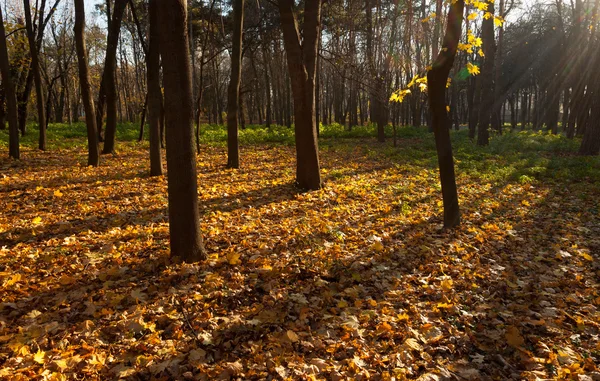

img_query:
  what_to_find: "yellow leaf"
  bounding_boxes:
[505,325,525,348]
[446,105,451,113]
[4,273,22,287]
[32,216,42,224]
[48,373,67,381]
[34,349,46,364]
[53,190,63,197]
[581,253,593,261]
[440,278,453,291]
[286,330,299,343]
[227,252,241,265]
[467,63,480,76]
[371,241,384,252]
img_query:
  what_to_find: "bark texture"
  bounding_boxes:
[147,0,164,176]
[278,0,322,190]
[0,4,19,159]
[157,0,207,262]
[226,0,245,169]
[426,0,464,228]
[74,0,100,166]
[101,0,127,154]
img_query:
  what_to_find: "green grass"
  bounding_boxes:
[2,121,599,184]
[0,122,143,150]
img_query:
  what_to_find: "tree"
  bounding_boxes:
[147,0,163,176]
[0,4,19,159]
[476,0,496,146]
[278,0,322,190]
[226,0,245,169]
[578,45,600,155]
[365,0,385,142]
[23,0,47,150]
[156,0,207,262]
[99,0,127,154]
[426,0,464,228]
[74,0,100,167]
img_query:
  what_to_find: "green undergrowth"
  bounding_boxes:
[1,121,598,184]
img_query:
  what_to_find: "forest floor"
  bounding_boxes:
[1,123,600,380]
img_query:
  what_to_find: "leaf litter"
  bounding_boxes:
[0,140,599,380]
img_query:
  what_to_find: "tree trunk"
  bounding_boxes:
[24,0,47,150]
[96,77,106,141]
[226,0,244,169]
[278,0,322,190]
[0,93,5,130]
[365,0,385,142]
[74,0,100,167]
[138,93,148,141]
[579,47,600,155]
[157,0,206,262]
[426,0,464,228]
[147,0,163,176]
[263,44,272,128]
[561,88,570,132]
[102,0,128,154]
[468,75,479,139]
[17,68,34,136]
[491,0,505,133]
[476,0,496,146]
[0,4,19,159]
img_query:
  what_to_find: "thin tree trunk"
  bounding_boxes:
[0,4,19,159]
[138,93,148,141]
[24,0,47,150]
[74,0,100,166]
[476,0,496,146]
[147,0,163,176]
[102,0,127,154]
[17,67,34,136]
[226,0,244,169]
[427,0,464,228]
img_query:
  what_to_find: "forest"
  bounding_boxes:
[1,0,600,379]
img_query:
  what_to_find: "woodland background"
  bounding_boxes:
[1,0,600,380]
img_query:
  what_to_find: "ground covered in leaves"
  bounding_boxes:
[1,126,600,380]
